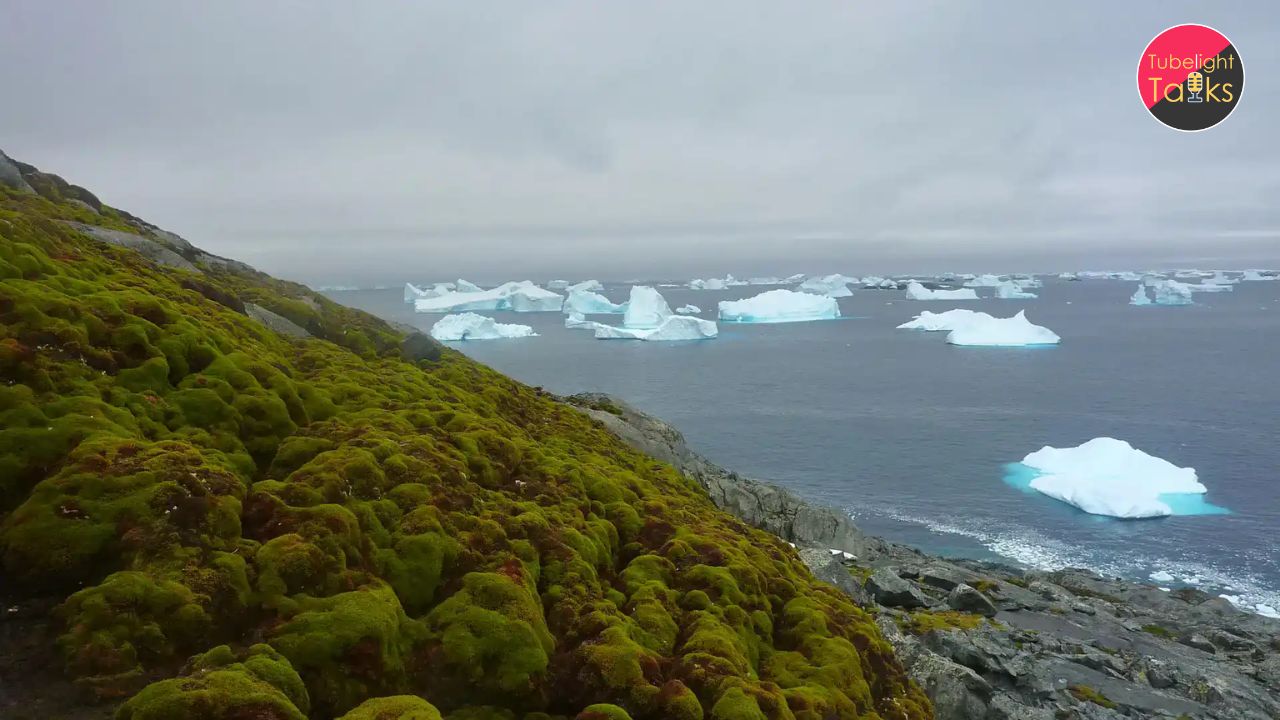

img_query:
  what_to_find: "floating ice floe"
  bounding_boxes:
[995,280,1037,299]
[676,304,701,314]
[563,288,626,315]
[414,281,564,313]
[1203,272,1238,286]
[904,281,979,301]
[797,274,857,297]
[964,274,1005,288]
[1130,284,1152,306]
[594,314,718,341]
[1149,570,1176,583]
[946,310,1059,346]
[1016,437,1215,518]
[1149,279,1194,306]
[896,308,985,331]
[623,286,674,328]
[1188,282,1232,293]
[429,312,536,341]
[718,289,840,323]
[688,274,746,290]
[862,276,901,289]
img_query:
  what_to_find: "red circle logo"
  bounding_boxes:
[1137,25,1243,132]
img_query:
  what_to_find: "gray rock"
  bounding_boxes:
[1179,633,1216,654]
[244,303,311,338]
[948,584,998,617]
[796,548,871,607]
[0,150,34,193]
[401,331,444,363]
[62,221,200,273]
[876,617,992,720]
[865,568,929,609]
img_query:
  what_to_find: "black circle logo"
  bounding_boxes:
[1138,25,1244,132]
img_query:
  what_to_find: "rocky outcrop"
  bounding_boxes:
[62,221,200,273]
[244,302,311,338]
[575,392,1280,719]
[0,150,33,193]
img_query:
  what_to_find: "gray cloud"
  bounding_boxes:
[3,1,1278,285]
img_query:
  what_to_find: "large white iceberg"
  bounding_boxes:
[718,289,840,323]
[1019,437,1207,518]
[563,288,626,315]
[904,281,979,301]
[404,282,455,303]
[687,277,726,291]
[896,308,985,331]
[782,273,806,284]
[455,279,483,293]
[1149,280,1194,306]
[414,281,564,313]
[623,286,673,328]
[945,310,1059,346]
[1129,284,1152,306]
[429,313,536,341]
[964,274,1005,288]
[1203,272,1238,286]
[797,274,857,297]
[994,280,1037,299]
[594,314,718,341]
[1241,269,1277,281]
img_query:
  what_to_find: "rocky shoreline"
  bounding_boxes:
[568,393,1280,720]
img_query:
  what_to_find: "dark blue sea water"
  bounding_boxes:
[326,279,1280,614]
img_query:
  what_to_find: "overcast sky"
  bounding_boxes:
[3,2,1278,284]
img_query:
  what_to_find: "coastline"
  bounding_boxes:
[568,392,1280,719]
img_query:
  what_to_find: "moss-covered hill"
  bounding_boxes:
[0,154,931,720]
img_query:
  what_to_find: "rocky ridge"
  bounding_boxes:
[570,393,1280,719]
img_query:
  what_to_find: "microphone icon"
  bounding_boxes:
[1186,71,1205,103]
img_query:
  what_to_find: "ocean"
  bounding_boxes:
[325,278,1280,614]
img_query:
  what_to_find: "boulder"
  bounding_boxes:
[947,584,998,618]
[864,568,929,609]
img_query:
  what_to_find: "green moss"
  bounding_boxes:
[1141,623,1175,639]
[1068,684,1117,709]
[339,695,444,720]
[573,704,633,720]
[0,173,931,720]
[115,644,308,720]
[898,610,988,635]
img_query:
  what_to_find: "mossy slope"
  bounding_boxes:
[0,157,931,720]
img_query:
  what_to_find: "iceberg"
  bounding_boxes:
[1149,279,1193,306]
[964,274,1005,288]
[1129,284,1152,306]
[904,281,979,301]
[594,314,718,341]
[564,311,606,331]
[687,277,726,291]
[676,304,701,314]
[429,312,536,341]
[623,286,674,328]
[717,289,840,323]
[1241,269,1277,281]
[414,281,564,313]
[945,310,1059,346]
[782,273,806,284]
[994,280,1037,299]
[403,282,455,303]
[1187,282,1232,293]
[1203,272,1238,285]
[563,288,626,315]
[547,279,570,291]
[1018,437,1209,518]
[748,276,783,285]
[455,279,483,293]
[1012,274,1042,288]
[797,274,856,297]
[862,276,900,289]
[567,279,605,293]
[1058,272,1080,281]
[896,308,985,331]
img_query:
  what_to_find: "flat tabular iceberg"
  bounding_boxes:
[594,314,718,341]
[896,308,985,331]
[1018,437,1209,518]
[1188,282,1233,293]
[1242,269,1277,281]
[994,280,1037,299]
[945,310,1059,346]
[623,286,673,328]
[1130,284,1152,306]
[904,281,979,301]
[563,288,626,315]
[414,281,564,313]
[797,274,857,297]
[676,304,701,314]
[429,313,536,341]
[404,282,454,303]
[718,289,840,323]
